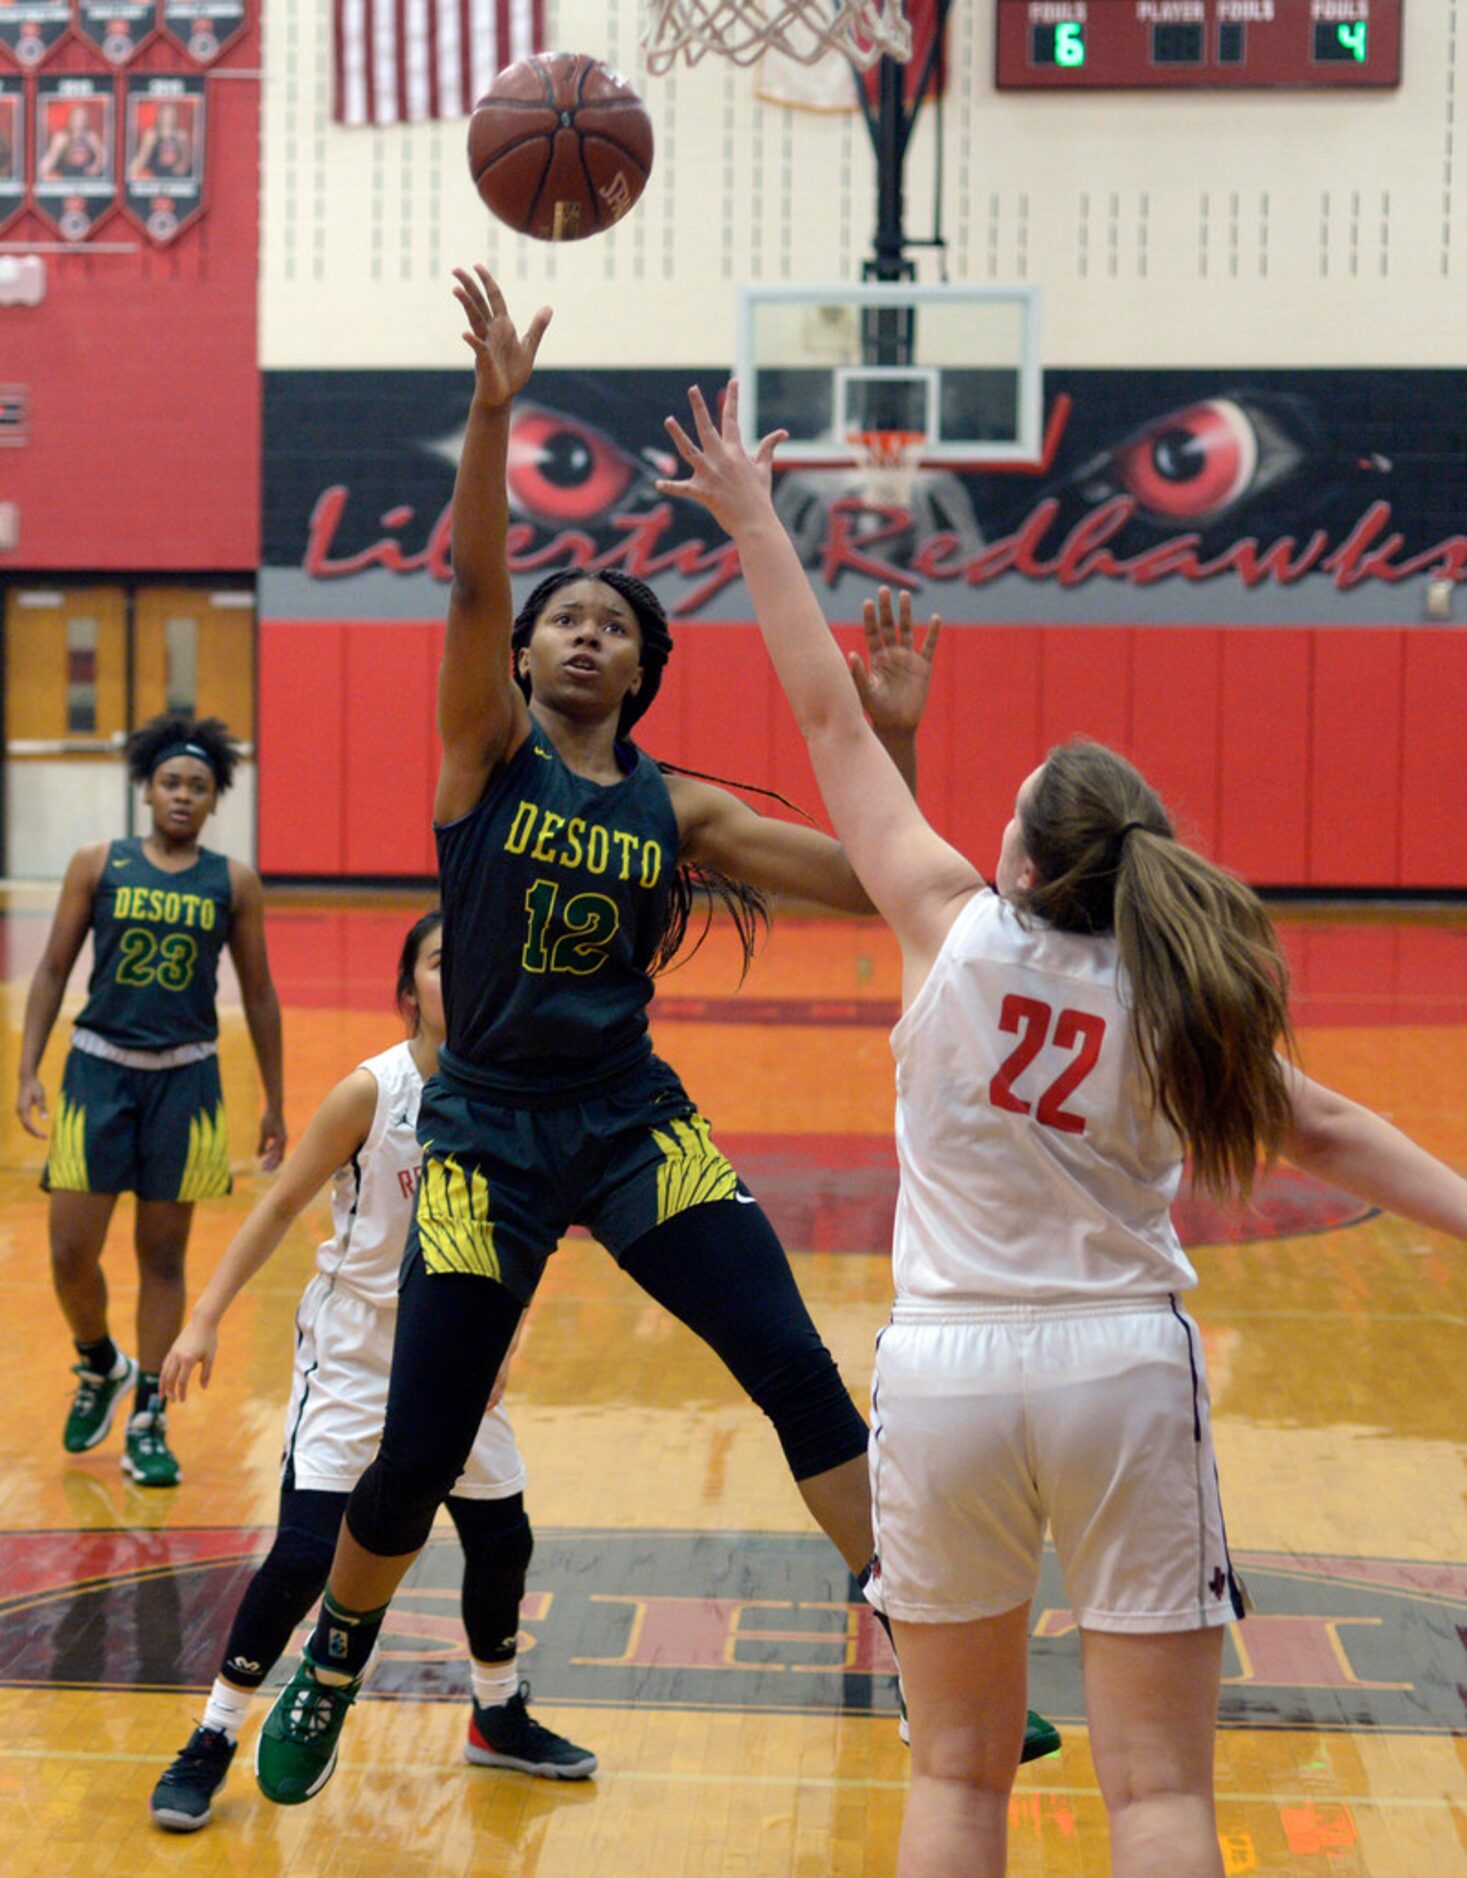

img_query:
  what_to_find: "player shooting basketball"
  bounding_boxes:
[252,265,1060,1804]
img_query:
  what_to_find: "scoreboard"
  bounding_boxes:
[995,2,1403,89]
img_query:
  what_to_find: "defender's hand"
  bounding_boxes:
[161,1320,218,1402]
[657,382,786,536]
[850,586,941,736]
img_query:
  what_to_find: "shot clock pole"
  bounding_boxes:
[858,0,953,395]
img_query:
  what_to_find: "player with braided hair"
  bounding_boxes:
[17,712,285,1488]
[254,267,1060,1803]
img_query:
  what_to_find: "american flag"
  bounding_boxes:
[333,0,547,127]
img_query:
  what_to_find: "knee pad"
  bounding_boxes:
[751,1348,869,1481]
[447,1493,532,1569]
[220,1524,338,1688]
[345,1449,461,1559]
[448,1496,534,1662]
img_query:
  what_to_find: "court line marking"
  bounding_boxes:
[0,1746,1460,1809]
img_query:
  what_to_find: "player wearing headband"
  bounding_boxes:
[17,713,286,1488]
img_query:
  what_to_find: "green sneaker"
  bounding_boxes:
[121,1409,181,1487]
[897,1685,1062,1762]
[1020,1710,1063,1763]
[63,1351,138,1452]
[256,1646,364,1805]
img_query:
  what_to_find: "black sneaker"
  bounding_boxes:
[464,1682,597,1779]
[150,1724,237,1831]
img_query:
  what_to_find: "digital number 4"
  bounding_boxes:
[989,995,1107,1136]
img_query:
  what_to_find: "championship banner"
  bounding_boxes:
[32,73,117,240]
[74,0,156,64]
[160,0,245,64]
[123,72,203,242]
[0,0,72,68]
[0,76,25,232]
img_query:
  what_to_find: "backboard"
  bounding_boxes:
[735,282,1043,470]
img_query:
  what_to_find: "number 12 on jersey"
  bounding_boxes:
[989,994,1106,1136]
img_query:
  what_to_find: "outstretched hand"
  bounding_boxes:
[850,586,941,736]
[656,382,787,536]
[453,264,552,409]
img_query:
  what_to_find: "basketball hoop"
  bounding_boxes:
[848,429,925,510]
[642,0,912,73]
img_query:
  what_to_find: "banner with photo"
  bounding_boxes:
[32,73,117,240]
[0,1,72,69]
[0,76,25,233]
[161,0,246,64]
[123,72,204,242]
[74,0,156,65]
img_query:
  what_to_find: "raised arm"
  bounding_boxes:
[669,773,874,913]
[436,266,552,825]
[227,860,286,1171]
[659,384,980,981]
[16,844,104,1138]
[161,1067,379,1401]
[668,584,939,913]
[1281,1063,1467,1238]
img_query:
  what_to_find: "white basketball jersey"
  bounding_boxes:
[316,1041,425,1305]
[890,890,1197,1303]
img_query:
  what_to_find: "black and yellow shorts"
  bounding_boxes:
[409,1054,741,1304]
[42,1046,231,1203]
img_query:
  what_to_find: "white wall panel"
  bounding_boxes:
[262,0,1467,369]
[4,765,256,882]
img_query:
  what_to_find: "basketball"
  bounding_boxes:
[467,53,654,243]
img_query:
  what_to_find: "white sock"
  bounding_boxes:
[201,1679,253,1742]
[471,1657,519,1711]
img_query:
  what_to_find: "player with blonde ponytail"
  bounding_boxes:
[661,381,1467,1878]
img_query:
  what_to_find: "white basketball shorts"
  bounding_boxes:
[282,1272,527,1499]
[869,1295,1244,1633]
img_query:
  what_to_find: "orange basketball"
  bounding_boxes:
[467,53,654,243]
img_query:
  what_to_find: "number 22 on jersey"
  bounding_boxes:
[989,994,1107,1136]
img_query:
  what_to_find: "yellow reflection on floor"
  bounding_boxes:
[0,888,1463,1874]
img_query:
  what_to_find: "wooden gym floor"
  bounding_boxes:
[0,886,1462,1876]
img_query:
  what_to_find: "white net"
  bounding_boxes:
[849,430,925,509]
[642,0,911,73]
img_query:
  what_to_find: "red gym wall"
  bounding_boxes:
[257,618,1467,890]
[0,24,260,570]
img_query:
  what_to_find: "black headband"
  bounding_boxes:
[150,740,218,782]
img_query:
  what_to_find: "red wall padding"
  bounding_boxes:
[0,29,260,570]
[257,620,1467,890]
[1216,629,1313,884]
[258,625,348,875]
[1400,631,1467,888]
